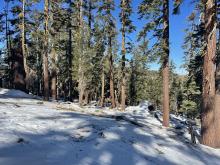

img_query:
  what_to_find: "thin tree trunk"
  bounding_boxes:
[100,67,105,107]
[162,0,170,127]
[43,0,50,101]
[51,74,57,100]
[121,0,126,111]
[5,1,11,88]
[88,0,92,48]
[51,48,57,100]
[201,0,217,148]
[36,42,41,96]
[22,0,29,92]
[8,31,13,87]
[68,29,73,101]
[66,1,73,101]
[78,0,84,106]
[109,37,116,108]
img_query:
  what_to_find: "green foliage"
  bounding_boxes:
[180,80,201,119]
[127,46,163,107]
[0,0,209,113]
[138,0,166,65]
[120,0,136,34]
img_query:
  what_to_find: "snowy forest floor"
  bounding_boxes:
[0,88,220,165]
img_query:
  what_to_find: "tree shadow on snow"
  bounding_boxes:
[0,111,219,165]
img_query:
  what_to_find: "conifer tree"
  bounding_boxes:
[182,10,203,119]
[138,0,170,126]
[98,0,117,108]
[43,0,49,101]
[119,0,135,111]
[0,0,12,88]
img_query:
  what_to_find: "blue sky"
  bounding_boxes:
[0,0,194,75]
[112,0,194,75]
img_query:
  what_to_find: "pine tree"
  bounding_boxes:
[0,0,12,88]
[180,80,201,119]
[98,0,117,108]
[182,10,203,119]
[138,0,170,126]
[43,0,49,101]
[21,0,28,90]
[161,0,170,127]
[119,0,135,111]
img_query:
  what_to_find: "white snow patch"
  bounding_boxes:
[0,88,220,165]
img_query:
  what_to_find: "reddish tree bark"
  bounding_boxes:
[201,0,217,148]
[162,0,170,127]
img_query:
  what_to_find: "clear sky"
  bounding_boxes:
[0,0,194,75]
[112,0,194,75]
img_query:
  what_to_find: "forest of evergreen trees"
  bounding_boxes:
[0,0,220,148]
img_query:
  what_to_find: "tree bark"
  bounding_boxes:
[162,0,170,127]
[121,0,126,111]
[100,67,105,107]
[68,29,73,101]
[78,0,85,106]
[84,90,89,105]
[115,90,119,108]
[51,72,57,100]
[5,1,12,88]
[22,0,28,91]
[201,0,217,148]
[88,0,92,48]
[109,37,116,108]
[43,0,50,101]
[51,48,57,100]
[214,94,220,147]
[214,5,220,148]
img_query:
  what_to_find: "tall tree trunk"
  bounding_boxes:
[109,37,116,108]
[78,0,84,106]
[201,0,217,148]
[162,0,170,127]
[121,0,126,111]
[215,11,220,148]
[100,67,105,107]
[5,1,12,88]
[51,48,57,100]
[43,0,50,101]
[9,30,13,87]
[88,0,92,48]
[22,0,28,92]
[66,1,73,101]
[68,28,73,101]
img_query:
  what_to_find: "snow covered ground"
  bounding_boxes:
[0,88,220,165]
